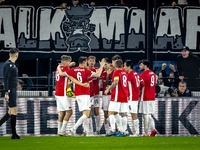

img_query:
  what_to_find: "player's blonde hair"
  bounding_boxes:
[87,55,96,60]
[61,55,72,62]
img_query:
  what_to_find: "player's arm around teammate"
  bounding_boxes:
[57,66,89,87]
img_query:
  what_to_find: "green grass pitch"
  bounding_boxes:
[0,136,200,150]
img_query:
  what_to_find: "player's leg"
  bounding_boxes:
[139,101,149,136]
[116,103,128,137]
[58,111,65,135]
[143,113,149,136]
[148,101,157,137]
[70,95,90,136]
[55,96,66,135]
[60,97,73,135]
[130,101,139,136]
[107,101,119,136]
[115,113,121,132]
[102,95,110,134]
[60,110,72,135]
[94,95,100,134]
[131,113,139,136]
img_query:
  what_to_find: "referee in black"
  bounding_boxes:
[0,48,22,139]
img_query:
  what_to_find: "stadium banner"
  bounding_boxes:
[0,97,199,136]
[0,5,200,53]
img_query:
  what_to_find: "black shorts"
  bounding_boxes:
[8,88,17,107]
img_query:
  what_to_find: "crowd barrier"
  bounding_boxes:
[0,97,199,136]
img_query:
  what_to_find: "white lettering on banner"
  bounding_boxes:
[17,7,33,39]
[0,97,199,136]
[129,9,145,33]
[156,8,181,37]
[39,8,65,40]
[185,9,200,49]
[90,7,125,41]
[0,7,16,47]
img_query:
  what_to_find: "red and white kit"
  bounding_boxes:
[128,70,140,114]
[90,67,100,107]
[67,67,94,111]
[139,69,156,114]
[109,69,128,113]
[101,70,113,111]
[55,66,71,111]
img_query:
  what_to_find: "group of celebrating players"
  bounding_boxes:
[55,54,157,137]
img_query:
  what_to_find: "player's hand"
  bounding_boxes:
[104,89,109,95]
[162,63,167,70]
[169,64,176,72]
[179,76,184,80]
[99,58,105,67]
[69,62,76,67]
[107,69,113,75]
[83,83,89,87]
[5,94,9,102]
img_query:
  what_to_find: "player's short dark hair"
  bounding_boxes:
[115,59,123,68]
[9,48,19,54]
[138,59,150,67]
[105,57,111,64]
[61,55,72,61]
[87,55,96,60]
[79,56,87,64]
[112,54,121,61]
[125,59,133,68]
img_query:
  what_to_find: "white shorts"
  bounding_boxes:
[55,96,72,111]
[102,95,111,111]
[91,95,100,107]
[128,101,139,114]
[90,96,94,106]
[76,95,91,112]
[108,101,128,113]
[139,101,155,114]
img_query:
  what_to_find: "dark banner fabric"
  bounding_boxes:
[0,97,199,136]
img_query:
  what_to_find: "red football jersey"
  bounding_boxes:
[110,69,128,103]
[91,67,99,95]
[66,67,93,96]
[55,66,69,96]
[140,70,156,101]
[101,70,113,95]
[88,76,94,97]
[128,70,140,101]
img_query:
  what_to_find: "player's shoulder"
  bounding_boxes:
[94,67,99,70]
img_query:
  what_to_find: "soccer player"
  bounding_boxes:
[139,59,157,137]
[124,60,140,136]
[105,59,128,137]
[57,56,105,136]
[0,48,22,139]
[110,55,127,133]
[87,56,101,134]
[100,58,113,134]
[55,55,89,136]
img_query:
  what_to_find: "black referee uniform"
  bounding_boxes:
[3,60,18,107]
[0,58,21,139]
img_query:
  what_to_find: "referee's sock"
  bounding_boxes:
[11,115,17,136]
[0,113,10,126]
